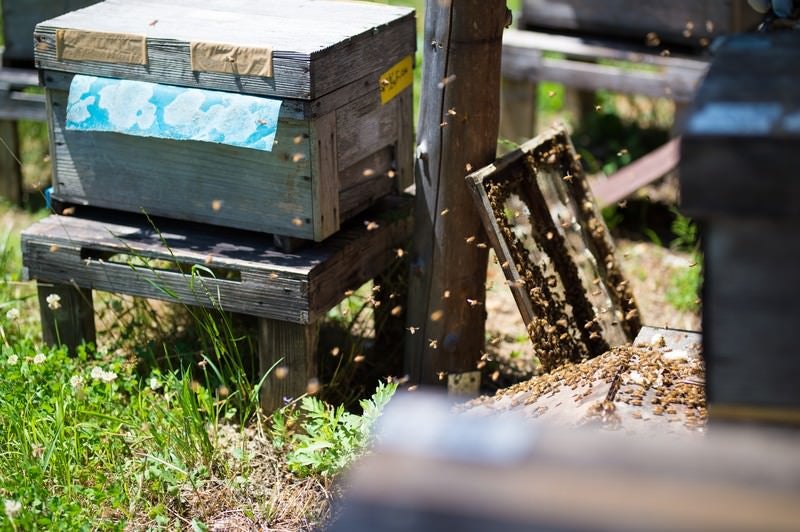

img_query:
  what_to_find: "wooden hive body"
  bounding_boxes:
[2,0,101,66]
[681,32,800,425]
[519,0,761,47]
[34,0,415,241]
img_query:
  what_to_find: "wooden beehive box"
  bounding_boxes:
[519,0,761,47]
[681,32,800,425]
[1,0,100,66]
[34,0,415,242]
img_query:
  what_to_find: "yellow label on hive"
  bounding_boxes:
[379,55,413,105]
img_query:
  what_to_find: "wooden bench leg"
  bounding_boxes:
[258,319,320,413]
[500,78,537,151]
[37,282,96,353]
[0,120,22,206]
[373,259,408,378]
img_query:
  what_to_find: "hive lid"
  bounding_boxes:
[34,0,416,101]
[680,32,800,219]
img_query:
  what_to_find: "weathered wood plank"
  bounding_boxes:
[0,120,23,205]
[259,319,319,412]
[0,91,47,122]
[502,31,709,103]
[311,111,340,240]
[34,0,416,101]
[47,89,316,239]
[504,29,711,71]
[333,400,800,531]
[394,85,415,192]
[591,137,680,206]
[339,173,397,223]
[37,281,96,353]
[405,1,506,385]
[21,196,413,324]
[309,195,413,322]
[519,0,761,48]
[336,87,409,173]
[339,147,394,193]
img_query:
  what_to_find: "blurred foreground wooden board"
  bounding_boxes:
[329,390,800,532]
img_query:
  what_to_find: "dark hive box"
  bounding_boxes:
[34,0,415,241]
[519,0,760,47]
[681,32,800,425]
[2,0,100,66]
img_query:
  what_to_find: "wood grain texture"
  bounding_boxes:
[45,67,411,240]
[21,196,413,324]
[394,85,415,192]
[519,0,761,47]
[47,88,316,239]
[336,87,408,173]
[310,111,340,239]
[259,319,319,412]
[0,121,23,205]
[37,281,96,353]
[34,0,416,100]
[2,0,100,66]
[405,1,506,385]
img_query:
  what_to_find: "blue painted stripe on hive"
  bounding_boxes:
[65,75,282,152]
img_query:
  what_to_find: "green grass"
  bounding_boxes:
[666,210,703,313]
[0,218,397,528]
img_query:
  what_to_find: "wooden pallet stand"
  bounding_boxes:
[21,195,412,412]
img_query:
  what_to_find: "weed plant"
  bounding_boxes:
[0,215,397,529]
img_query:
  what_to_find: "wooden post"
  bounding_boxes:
[0,120,22,205]
[258,319,320,412]
[405,0,506,389]
[500,78,537,151]
[37,282,96,353]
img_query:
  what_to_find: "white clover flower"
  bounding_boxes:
[33,353,46,365]
[70,374,84,389]
[5,308,19,321]
[7,355,18,365]
[149,377,162,391]
[46,293,62,310]
[90,366,105,380]
[4,499,21,518]
[100,370,118,383]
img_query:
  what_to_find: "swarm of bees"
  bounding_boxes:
[462,335,706,433]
